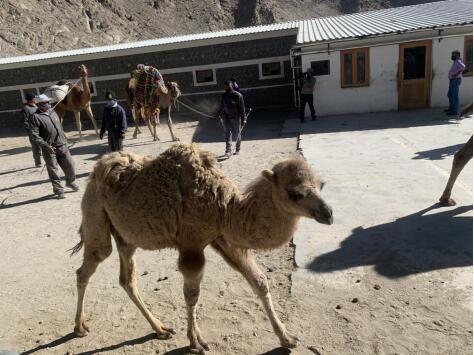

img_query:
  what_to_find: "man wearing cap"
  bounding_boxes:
[29,94,79,199]
[100,91,127,152]
[446,50,466,116]
[21,93,42,167]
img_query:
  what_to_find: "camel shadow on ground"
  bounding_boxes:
[412,142,465,160]
[309,204,473,278]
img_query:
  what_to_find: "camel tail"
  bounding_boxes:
[69,225,84,256]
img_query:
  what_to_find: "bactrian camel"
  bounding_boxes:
[55,64,99,139]
[439,103,473,206]
[125,75,180,142]
[71,143,333,353]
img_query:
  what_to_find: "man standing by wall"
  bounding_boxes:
[446,50,466,116]
[21,93,42,167]
[299,68,316,123]
[217,80,246,158]
[99,91,127,152]
[29,94,78,199]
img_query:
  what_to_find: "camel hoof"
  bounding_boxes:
[439,197,456,206]
[280,334,299,349]
[189,346,207,354]
[156,331,173,340]
[73,323,89,337]
[172,137,180,142]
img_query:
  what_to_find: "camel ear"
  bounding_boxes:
[262,169,274,183]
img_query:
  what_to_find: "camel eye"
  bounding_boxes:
[287,190,304,201]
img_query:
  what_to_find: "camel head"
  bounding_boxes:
[79,64,88,77]
[262,158,333,225]
[166,81,181,105]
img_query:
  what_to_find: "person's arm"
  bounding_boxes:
[239,94,246,123]
[100,108,106,139]
[120,106,127,134]
[21,107,30,130]
[217,95,224,117]
[29,115,48,149]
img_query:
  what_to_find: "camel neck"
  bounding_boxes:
[225,178,299,250]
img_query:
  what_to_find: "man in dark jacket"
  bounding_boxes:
[29,94,78,199]
[100,91,127,152]
[217,80,246,158]
[21,93,42,167]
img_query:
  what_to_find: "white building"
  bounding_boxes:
[292,0,473,116]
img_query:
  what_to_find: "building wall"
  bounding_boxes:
[0,35,295,128]
[432,35,473,107]
[300,33,472,116]
[300,45,399,116]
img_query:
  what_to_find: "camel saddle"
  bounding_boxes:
[131,66,168,112]
[44,84,70,103]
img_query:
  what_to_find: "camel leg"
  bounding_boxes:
[74,111,83,140]
[84,104,100,136]
[211,238,298,349]
[178,250,209,354]
[132,107,141,139]
[439,136,473,206]
[166,107,179,142]
[114,236,174,339]
[74,208,113,336]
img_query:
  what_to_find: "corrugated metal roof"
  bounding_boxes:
[0,21,299,66]
[297,0,473,44]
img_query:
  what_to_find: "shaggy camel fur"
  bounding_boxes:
[71,143,333,353]
[125,76,180,142]
[55,64,99,139]
[439,103,473,206]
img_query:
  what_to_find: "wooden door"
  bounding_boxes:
[398,40,432,109]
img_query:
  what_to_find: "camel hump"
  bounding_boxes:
[91,151,152,192]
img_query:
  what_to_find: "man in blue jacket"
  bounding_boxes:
[100,91,127,152]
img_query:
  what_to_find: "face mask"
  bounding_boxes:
[37,103,51,112]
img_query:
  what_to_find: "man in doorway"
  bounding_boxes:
[29,94,78,199]
[217,80,246,158]
[446,50,466,116]
[299,68,316,122]
[21,93,42,167]
[100,91,127,152]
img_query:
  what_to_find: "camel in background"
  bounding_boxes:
[126,71,180,142]
[55,64,99,139]
[71,143,333,353]
[439,103,473,206]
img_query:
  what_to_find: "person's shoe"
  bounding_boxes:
[234,150,240,155]
[35,163,42,168]
[55,191,65,199]
[66,182,80,192]
[444,108,451,112]
[446,111,459,116]
[312,116,317,121]
[225,152,232,159]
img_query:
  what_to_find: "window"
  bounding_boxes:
[310,60,330,76]
[193,69,216,86]
[340,48,369,87]
[20,88,40,102]
[464,35,473,76]
[260,61,284,79]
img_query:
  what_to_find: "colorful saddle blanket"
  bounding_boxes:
[132,66,167,112]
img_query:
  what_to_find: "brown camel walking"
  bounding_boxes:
[126,74,180,142]
[439,103,473,206]
[55,64,99,139]
[71,143,333,353]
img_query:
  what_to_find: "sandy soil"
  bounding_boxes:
[0,111,471,355]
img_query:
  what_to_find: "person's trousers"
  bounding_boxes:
[41,144,76,194]
[108,131,123,152]
[447,78,462,114]
[299,94,316,121]
[223,117,241,153]
[27,131,42,166]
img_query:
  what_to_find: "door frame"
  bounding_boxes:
[398,40,432,109]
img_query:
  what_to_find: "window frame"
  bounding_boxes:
[259,61,284,80]
[464,35,473,77]
[88,81,98,97]
[340,47,370,88]
[20,88,40,103]
[193,68,217,86]
[310,60,331,76]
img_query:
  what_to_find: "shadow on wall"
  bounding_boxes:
[309,204,473,278]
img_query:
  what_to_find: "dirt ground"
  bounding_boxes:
[0,113,300,355]
[0,110,472,355]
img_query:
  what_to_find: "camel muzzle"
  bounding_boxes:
[312,204,333,225]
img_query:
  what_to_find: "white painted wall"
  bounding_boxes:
[301,45,399,116]
[300,34,472,116]
[432,36,473,107]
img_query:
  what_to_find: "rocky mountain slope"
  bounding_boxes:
[0,0,436,58]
